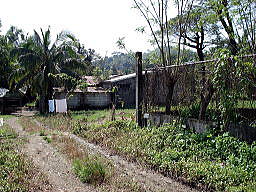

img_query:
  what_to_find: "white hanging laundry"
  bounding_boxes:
[48,100,55,113]
[55,99,67,113]
[0,118,3,127]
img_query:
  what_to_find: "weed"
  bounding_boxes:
[73,157,106,185]
[72,120,88,135]
[43,136,52,143]
[39,129,46,136]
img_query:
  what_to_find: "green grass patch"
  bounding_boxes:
[0,127,17,139]
[42,136,52,143]
[236,100,256,109]
[73,156,106,185]
[0,115,14,120]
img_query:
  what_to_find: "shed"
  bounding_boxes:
[101,73,137,107]
[53,87,112,110]
[0,88,24,114]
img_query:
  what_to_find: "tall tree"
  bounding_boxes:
[133,0,194,114]
[0,26,25,89]
[12,28,93,113]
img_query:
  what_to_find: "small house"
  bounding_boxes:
[53,87,112,110]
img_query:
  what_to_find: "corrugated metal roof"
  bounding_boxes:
[104,73,136,83]
[82,76,99,85]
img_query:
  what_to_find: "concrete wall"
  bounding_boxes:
[54,92,111,109]
[148,113,256,143]
[85,92,111,107]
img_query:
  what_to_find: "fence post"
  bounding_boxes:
[136,52,143,127]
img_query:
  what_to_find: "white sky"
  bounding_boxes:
[0,0,176,56]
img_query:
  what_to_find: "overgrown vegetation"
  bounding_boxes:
[36,109,256,191]
[78,119,256,191]
[0,123,51,191]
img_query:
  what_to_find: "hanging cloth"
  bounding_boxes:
[55,99,67,113]
[48,100,55,113]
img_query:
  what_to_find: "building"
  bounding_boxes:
[101,73,137,107]
[53,76,112,109]
[0,88,24,114]
[53,87,112,110]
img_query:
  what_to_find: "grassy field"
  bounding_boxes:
[35,109,256,191]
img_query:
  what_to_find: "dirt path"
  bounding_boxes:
[7,117,96,192]
[33,119,197,192]
[65,132,197,192]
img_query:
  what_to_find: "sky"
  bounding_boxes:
[0,0,159,56]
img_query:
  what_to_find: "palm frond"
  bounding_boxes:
[19,53,41,71]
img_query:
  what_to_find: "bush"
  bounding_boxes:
[73,157,106,185]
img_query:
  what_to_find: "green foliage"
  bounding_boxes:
[93,52,135,76]
[212,49,255,125]
[42,136,52,143]
[0,127,17,139]
[180,103,201,119]
[71,120,88,135]
[39,129,46,136]
[73,157,106,185]
[0,125,28,192]
[78,116,256,191]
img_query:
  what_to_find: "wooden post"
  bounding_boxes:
[144,70,148,127]
[136,52,143,127]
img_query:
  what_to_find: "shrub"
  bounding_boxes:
[73,157,106,185]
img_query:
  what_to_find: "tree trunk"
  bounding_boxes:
[39,94,46,114]
[165,77,176,115]
[199,82,215,120]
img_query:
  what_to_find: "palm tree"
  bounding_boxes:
[0,26,24,89]
[12,28,93,113]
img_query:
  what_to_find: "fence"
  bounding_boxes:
[136,53,256,132]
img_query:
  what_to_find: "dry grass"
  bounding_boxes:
[52,135,85,160]
[36,114,73,132]
[19,117,46,134]
[24,156,53,192]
